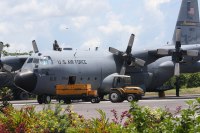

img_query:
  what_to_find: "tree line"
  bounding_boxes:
[164,73,200,88]
[2,43,33,56]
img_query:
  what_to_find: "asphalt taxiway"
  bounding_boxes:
[6,94,200,120]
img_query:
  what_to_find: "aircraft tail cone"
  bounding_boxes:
[14,70,37,92]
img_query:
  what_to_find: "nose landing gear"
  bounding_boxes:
[37,95,51,104]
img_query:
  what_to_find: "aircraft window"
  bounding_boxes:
[43,60,48,65]
[63,48,72,50]
[48,60,52,64]
[27,58,33,63]
[47,56,53,64]
[68,76,76,85]
[40,59,44,65]
[33,59,39,63]
[35,64,38,69]
[41,69,49,76]
[43,57,48,60]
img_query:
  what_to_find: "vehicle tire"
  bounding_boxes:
[59,99,65,103]
[44,95,51,104]
[99,95,104,100]
[37,95,43,104]
[91,98,96,103]
[95,97,100,103]
[109,90,121,103]
[19,91,29,100]
[65,100,71,104]
[127,94,135,102]
[119,98,124,102]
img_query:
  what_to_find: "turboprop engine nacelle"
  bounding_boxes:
[127,61,140,67]
[159,61,200,74]
[179,55,199,64]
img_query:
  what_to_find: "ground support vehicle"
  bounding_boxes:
[0,72,30,100]
[56,84,100,104]
[109,87,144,103]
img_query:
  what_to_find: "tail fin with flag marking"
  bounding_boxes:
[172,0,200,45]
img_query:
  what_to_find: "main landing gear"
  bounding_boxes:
[37,95,51,104]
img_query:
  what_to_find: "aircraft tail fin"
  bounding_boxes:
[172,0,200,45]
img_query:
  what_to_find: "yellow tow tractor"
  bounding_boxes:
[56,84,100,104]
[109,74,144,103]
[109,87,144,103]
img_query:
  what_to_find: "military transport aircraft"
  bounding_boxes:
[1,0,200,104]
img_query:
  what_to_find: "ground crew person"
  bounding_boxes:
[53,40,61,51]
[174,79,180,97]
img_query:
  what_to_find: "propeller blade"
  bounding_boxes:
[186,50,199,56]
[109,47,120,55]
[3,64,12,72]
[176,28,181,42]
[120,61,126,75]
[32,40,39,53]
[174,63,180,77]
[0,42,3,58]
[157,49,169,55]
[126,34,135,54]
[134,58,145,66]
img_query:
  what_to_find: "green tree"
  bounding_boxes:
[164,74,187,88]
[177,73,187,87]
[186,73,200,88]
[2,43,33,57]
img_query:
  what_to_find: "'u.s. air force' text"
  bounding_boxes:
[57,60,87,64]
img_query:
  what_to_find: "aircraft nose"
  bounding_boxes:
[14,70,37,92]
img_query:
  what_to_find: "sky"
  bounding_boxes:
[0,0,196,53]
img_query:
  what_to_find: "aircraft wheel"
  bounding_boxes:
[37,95,43,104]
[65,100,71,104]
[44,95,51,104]
[19,91,29,100]
[109,90,121,103]
[59,99,65,104]
[127,94,135,102]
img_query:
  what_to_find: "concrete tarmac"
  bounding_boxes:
[6,94,200,121]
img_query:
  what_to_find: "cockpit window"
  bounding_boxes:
[40,59,44,65]
[33,59,39,63]
[44,60,48,65]
[39,56,53,65]
[27,58,33,63]
[47,56,53,64]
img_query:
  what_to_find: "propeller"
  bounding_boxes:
[109,34,146,75]
[32,40,39,53]
[157,28,199,77]
[0,42,12,72]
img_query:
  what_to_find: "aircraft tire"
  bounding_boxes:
[44,95,51,104]
[109,90,121,103]
[19,91,29,100]
[65,100,71,104]
[37,95,43,104]
[127,94,135,102]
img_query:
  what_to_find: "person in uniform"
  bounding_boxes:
[174,79,180,97]
[53,40,61,51]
